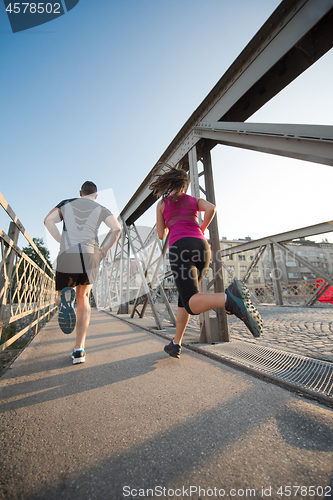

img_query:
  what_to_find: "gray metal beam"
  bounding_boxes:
[193,123,333,167]
[220,221,333,256]
[275,241,333,288]
[120,0,333,225]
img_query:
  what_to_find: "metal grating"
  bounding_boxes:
[207,341,333,400]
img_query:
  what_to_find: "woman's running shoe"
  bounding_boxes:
[72,348,86,364]
[225,280,263,338]
[164,341,181,358]
[58,287,76,334]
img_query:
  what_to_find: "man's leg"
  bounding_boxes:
[74,284,92,350]
[55,291,61,307]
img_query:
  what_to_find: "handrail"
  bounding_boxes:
[0,192,56,352]
[0,191,54,275]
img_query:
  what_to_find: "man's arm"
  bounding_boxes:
[44,207,62,244]
[99,215,122,259]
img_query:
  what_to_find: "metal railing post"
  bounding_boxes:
[0,222,19,338]
[269,243,283,306]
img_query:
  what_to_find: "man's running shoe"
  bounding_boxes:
[72,348,86,364]
[164,341,181,359]
[58,287,76,334]
[225,280,263,338]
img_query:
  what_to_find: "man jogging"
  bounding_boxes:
[44,181,121,364]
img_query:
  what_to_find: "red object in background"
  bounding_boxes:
[316,279,333,304]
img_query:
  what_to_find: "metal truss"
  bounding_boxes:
[220,222,333,257]
[127,225,176,329]
[193,123,333,167]
[306,274,333,306]
[94,0,333,339]
[95,221,176,330]
[120,0,333,227]
[219,223,333,307]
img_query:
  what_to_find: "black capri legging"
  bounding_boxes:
[169,237,211,315]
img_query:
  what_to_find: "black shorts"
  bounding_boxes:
[169,237,211,315]
[55,251,100,291]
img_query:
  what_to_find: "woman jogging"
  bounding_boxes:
[149,165,263,358]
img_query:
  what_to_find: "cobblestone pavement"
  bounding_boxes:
[227,305,333,363]
[146,303,333,363]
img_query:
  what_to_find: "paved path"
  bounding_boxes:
[1,309,333,500]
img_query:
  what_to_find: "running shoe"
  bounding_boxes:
[72,348,86,364]
[164,341,181,358]
[225,280,263,338]
[58,287,76,334]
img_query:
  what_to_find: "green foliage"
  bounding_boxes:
[22,237,53,276]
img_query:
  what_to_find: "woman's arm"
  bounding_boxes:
[197,198,216,234]
[156,200,168,240]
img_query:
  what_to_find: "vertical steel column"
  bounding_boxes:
[202,143,229,342]
[188,146,212,343]
[269,243,283,306]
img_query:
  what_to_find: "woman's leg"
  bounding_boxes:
[169,238,212,350]
[188,292,226,315]
[173,306,190,345]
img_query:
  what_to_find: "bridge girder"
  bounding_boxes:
[121,0,333,226]
[193,122,333,167]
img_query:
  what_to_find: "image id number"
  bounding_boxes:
[277,485,332,497]
[6,3,61,14]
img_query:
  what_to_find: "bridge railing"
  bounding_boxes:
[94,219,333,333]
[0,192,57,352]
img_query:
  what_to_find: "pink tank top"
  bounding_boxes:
[163,193,206,247]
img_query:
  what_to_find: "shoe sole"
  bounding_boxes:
[58,287,76,334]
[164,345,180,358]
[228,280,263,338]
[72,357,85,364]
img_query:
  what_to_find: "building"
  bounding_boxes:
[219,237,265,288]
[261,238,333,285]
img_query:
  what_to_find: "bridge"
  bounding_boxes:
[1,0,333,497]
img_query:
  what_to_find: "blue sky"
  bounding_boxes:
[1,0,333,258]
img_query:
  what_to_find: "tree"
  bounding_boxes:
[22,238,53,276]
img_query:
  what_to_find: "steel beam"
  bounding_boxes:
[220,221,333,256]
[202,144,229,342]
[120,0,333,226]
[274,241,333,289]
[188,146,212,343]
[194,123,333,167]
